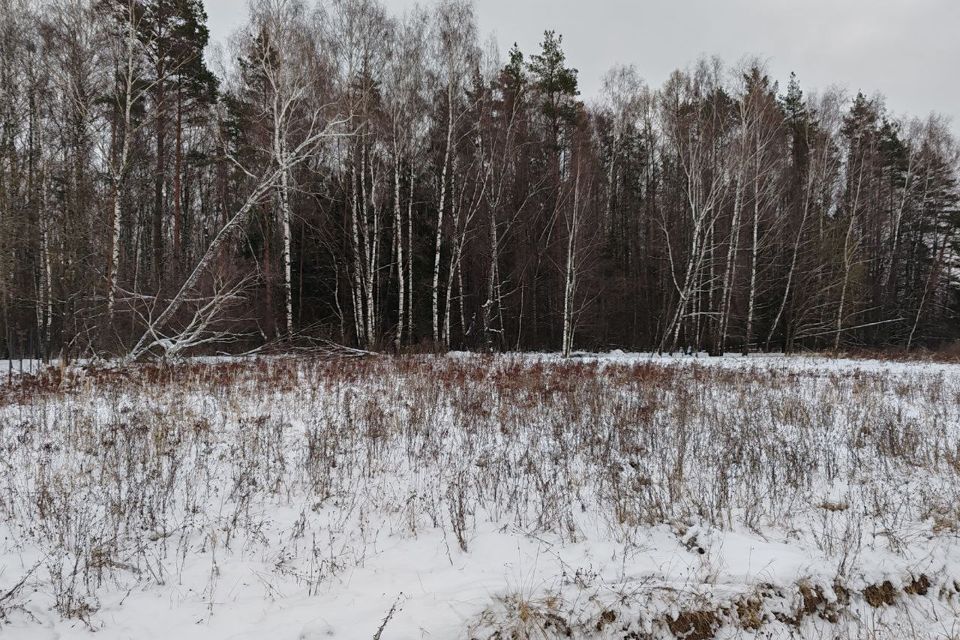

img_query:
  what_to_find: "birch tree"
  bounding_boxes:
[382,8,427,348]
[247,0,319,337]
[659,60,732,352]
[430,0,477,345]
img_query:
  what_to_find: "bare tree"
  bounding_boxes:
[736,64,783,354]
[246,0,322,337]
[430,0,477,345]
[382,7,428,348]
[659,60,732,352]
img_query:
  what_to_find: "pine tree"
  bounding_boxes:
[131,0,216,286]
[528,31,579,153]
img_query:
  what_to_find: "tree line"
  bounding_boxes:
[1,0,958,360]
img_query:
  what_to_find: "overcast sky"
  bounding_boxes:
[204,0,959,129]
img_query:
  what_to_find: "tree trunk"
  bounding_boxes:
[173,82,183,269]
[835,158,864,351]
[562,159,581,358]
[108,32,135,321]
[126,158,290,360]
[280,157,293,337]
[393,158,404,350]
[743,154,761,355]
[154,89,166,290]
[407,167,414,342]
[432,87,454,345]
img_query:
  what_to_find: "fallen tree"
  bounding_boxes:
[125,110,348,362]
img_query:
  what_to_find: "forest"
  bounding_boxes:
[1,0,958,360]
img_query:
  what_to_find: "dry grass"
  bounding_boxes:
[0,354,958,636]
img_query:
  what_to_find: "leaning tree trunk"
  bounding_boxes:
[127,170,278,361]
[126,119,340,361]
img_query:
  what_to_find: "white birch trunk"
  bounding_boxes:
[278,140,293,337]
[562,160,581,358]
[393,158,404,349]
[743,148,761,355]
[108,12,137,320]
[432,87,453,344]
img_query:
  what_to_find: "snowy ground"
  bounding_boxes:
[0,359,48,383]
[1,353,959,639]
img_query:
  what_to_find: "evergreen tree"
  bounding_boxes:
[528,31,579,153]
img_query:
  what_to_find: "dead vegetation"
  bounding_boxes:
[0,354,958,636]
[470,574,959,640]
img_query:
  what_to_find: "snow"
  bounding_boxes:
[1,353,959,638]
[0,359,47,382]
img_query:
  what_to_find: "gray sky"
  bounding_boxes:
[205,0,959,129]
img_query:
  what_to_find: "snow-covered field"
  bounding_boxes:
[1,353,959,639]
